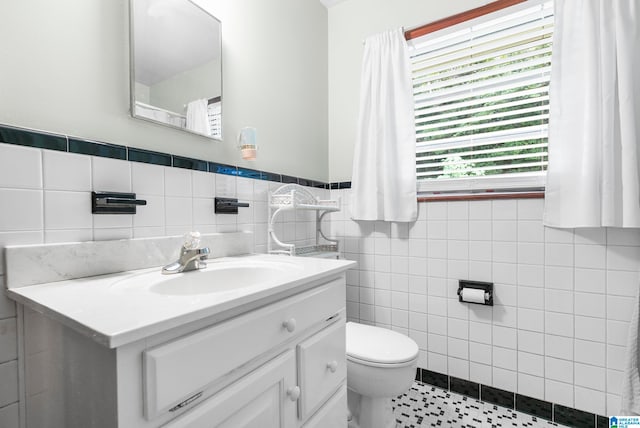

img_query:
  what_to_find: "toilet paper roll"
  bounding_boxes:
[461,288,486,304]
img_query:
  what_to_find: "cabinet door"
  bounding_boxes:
[163,350,297,428]
[302,386,347,428]
[297,320,346,419]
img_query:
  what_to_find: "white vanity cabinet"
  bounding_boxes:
[20,277,348,428]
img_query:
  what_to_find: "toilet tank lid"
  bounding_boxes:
[346,322,419,364]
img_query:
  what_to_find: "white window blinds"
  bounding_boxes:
[409,0,553,192]
[208,101,222,139]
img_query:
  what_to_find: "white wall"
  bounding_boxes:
[327,0,492,182]
[330,189,640,417]
[0,0,328,181]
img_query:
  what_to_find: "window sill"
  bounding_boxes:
[417,191,544,202]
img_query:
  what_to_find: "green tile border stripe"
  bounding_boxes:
[69,138,127,160]
[0,125,67,151]
[0,123,339,188]
[127,147,172,166]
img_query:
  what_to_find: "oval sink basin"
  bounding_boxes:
[152,265,288,295]
[110,260,302,296]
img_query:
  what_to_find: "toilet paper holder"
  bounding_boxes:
[457,280,493,306]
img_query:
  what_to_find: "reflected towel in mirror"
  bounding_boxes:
[186,99,211,136]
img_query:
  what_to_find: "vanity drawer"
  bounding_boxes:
[143,278,345,419]
[297,320,346,419]
[161,350,297,428]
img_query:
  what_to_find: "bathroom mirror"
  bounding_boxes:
[130,0,222,139]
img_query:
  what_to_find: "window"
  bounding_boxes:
[208,97,222,139]
[408,0,553,193]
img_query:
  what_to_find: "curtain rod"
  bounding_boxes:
[404,0,526,41]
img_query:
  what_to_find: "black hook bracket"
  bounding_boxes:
[215,197,250,214]
[92,191,147,214]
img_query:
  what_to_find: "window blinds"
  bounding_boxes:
[410,0,553,191]
[208,102,222,139]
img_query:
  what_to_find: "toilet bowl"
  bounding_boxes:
[346,322,419,428]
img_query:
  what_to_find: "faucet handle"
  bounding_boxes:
[183,231,202,250]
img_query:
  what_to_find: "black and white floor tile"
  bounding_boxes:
[393,381,570,428]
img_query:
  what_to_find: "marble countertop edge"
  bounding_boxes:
[7,254,357,349]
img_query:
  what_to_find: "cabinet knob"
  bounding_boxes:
[326,360,338,373]
[282,318,297,333]
[286,386,301,401]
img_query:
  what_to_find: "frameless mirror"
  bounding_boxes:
[130,0,222,139]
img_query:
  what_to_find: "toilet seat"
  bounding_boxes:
[347,354,417,369]
[346,322,419,366]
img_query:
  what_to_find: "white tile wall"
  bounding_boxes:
[331,188,640,417]
[43,151,91,191]
[0,402,19,428]
[2,140,639,421]
[0,145,42,189]
[0,360,18,408]
[0,318,17,363]
[0,142,323,427]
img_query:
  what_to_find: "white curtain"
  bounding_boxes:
[186,99,211,136]
[543,0,640,228]
[350,28,417,222]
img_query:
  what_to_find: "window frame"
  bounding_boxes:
[406,0,552,197]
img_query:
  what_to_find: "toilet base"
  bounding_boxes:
[348,388,397,428]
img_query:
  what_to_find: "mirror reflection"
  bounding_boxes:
[130,0,222,139]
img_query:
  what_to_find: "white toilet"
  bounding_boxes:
[346,322,419,428]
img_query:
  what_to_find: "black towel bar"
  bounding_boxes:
[92,192,147,214]
[215,197,250,214]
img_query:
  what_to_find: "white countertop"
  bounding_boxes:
[7,254,355,348]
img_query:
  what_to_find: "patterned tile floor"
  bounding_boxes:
[393,381,570,428]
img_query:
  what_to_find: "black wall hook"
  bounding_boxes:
[215,197,250,214]
[92,191,147,214]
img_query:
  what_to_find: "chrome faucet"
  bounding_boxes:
[162,232,210,274]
